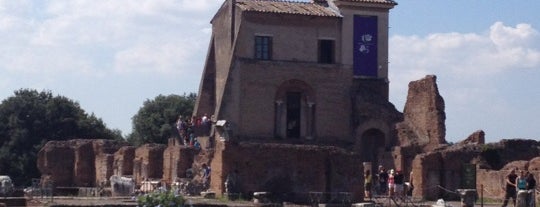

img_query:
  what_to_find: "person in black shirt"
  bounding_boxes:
[526,172,536,207]
[502,169,518,207]
[394,170,405,199]
[377,166,389,195]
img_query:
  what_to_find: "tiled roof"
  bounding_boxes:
[339,0,397,5]
[235,0,342,17]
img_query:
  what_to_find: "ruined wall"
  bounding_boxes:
[95,154,114,185]
[113,146,136,176]
[163,144,197,183]
[37,139,127,187]
[398,75,446,150]
[412,139,540,200]
[37,141,75,187]
[73,141,95,187]
[478,165,540,200]
[212,141,364,202]
[133,144,166,183]
[93,140,127,185]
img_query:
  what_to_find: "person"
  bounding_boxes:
[407,170,414,196]
[225,170,239,193]
[377,166,389,195]
[388,169,395,197]
[526,172,536,207]
[202,163,211,189]
[394,170,405,199]
[176,116,186,144]
[202,113,209,124]
[517,171,527,190]
[364,170,372,200]
[193,138,201,150]
[502,169,518,207]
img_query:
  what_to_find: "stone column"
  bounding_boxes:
[517,190,528,207]
[275,100,283,138]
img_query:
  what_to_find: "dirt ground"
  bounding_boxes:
[18,196,506,207]
[26,196,255,207]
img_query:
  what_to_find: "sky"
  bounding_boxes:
[0,0,538,143]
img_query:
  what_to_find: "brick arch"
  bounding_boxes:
[358,128,386,173]
[274,79,315,103]
[274,79,316,139]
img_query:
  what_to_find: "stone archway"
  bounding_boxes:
[360,128,385,172]
[274,79,315,139]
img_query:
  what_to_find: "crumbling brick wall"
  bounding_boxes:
[113,146,136,176]
[37,141,75,187]
[73,141,95,187]
[93,140,127,185]
[133,143,166,184]
[37,139,127,187]
[212,141,364,202]
[398,75,446,150]
[163,144,197,183]
[411,139,540,200]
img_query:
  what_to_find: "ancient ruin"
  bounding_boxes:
[35,0,538,205]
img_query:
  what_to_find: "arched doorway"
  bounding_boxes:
[361,129,385,172]
[286,92,301,138]
[275,79,315,139]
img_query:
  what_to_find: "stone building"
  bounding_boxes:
[196,0,398,145]
[192,0,416,201]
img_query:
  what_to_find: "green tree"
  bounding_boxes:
[0,89,122,185]
[127,93,196,145]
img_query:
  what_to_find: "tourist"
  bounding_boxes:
[193,138,201,150]
[517,170,527,190]
[502,169,518,207]
[189,133,195,146]
[202,163,211,189]
[394,169,405,199]
[176,115,187,144]
[202,113,209,124]
[377,165,389,195]
[526,172,536,207]
[388,169,395,197]
[407,170,414,197]
[364,170,372,200]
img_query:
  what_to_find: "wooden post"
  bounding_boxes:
[480,184,483,207]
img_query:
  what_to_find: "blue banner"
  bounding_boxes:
[353,15,378,77]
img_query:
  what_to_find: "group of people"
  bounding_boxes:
[502,169,536,207]
[175,114,212,148]
[364,165,411,200]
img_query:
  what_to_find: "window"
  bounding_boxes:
[255,36,272,60]
[318,39,335,64]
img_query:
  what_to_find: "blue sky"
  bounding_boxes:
[1,0,538,143]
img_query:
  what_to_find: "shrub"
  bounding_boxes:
[137,190,185,207]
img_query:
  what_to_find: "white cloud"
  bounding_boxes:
[113,42,192,75]
[391,22,540,79]
[0,0,219,77]
[389,22,540,142]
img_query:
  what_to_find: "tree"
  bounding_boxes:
[0,89,122,185]
[127,93,196,145]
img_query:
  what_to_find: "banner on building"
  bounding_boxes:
[353,15,378,77]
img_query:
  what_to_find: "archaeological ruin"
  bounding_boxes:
[35,0,539,205]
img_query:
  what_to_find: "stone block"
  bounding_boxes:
[253,192,271,203]
[352,202,375,207]
[201,191,216,199]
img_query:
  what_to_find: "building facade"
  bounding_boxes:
[193,0,403,199]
